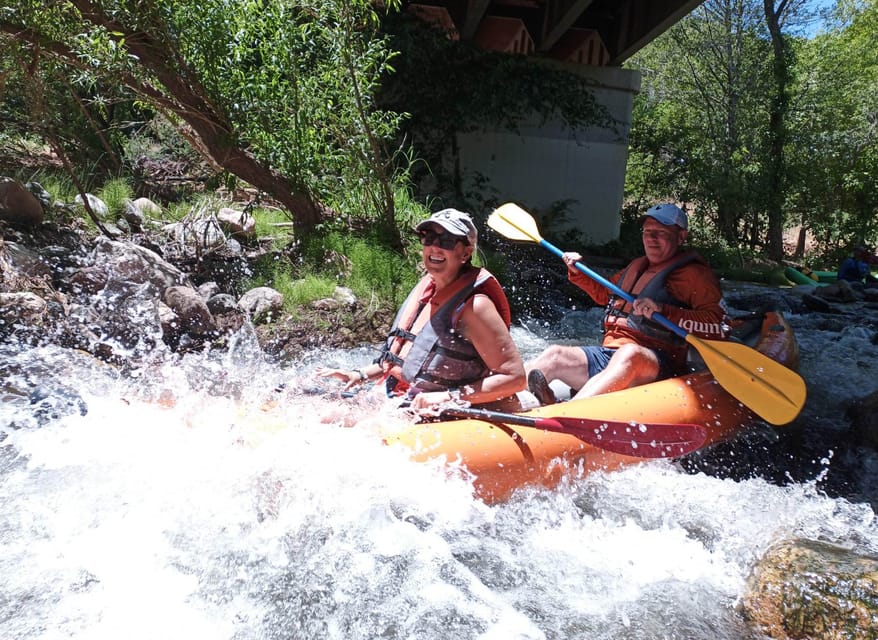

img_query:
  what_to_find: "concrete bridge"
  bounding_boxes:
[406,0,704,243]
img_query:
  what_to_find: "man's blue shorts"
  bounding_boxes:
[580,345,676,380]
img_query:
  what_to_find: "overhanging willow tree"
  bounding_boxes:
[0,0,403,236]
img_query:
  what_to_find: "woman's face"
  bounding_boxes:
[418,224,472,282]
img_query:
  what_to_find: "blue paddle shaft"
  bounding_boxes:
[539,238,688,340]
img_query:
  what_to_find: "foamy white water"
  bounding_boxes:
[2,285,877,640]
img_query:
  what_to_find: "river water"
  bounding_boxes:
[2,283,877,640]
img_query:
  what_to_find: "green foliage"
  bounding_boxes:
[300,229,420,308]
[2,0,409,235]
[626,0,776,246]
[785,0,878,253]
[626,0,878,257]
[97,178,133,217]
[249,207,291,244]
[246,181,423,308]
[274,274,338,308]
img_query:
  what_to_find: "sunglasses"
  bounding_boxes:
[418,229,465,250]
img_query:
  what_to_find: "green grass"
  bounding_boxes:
[96,178,134,217]
[22,170,77,204]
[278,273,338,307]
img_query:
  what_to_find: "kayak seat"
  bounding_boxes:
[728,311,766,347]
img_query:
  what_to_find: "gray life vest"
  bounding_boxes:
[379,269,500,394]
[604,252,699,345]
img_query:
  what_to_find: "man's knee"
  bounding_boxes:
[529,345,586,375]
[611,344,659,377]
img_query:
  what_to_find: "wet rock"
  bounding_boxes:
[4,241,52,278]
[239,286,283,324]
[92,236,191,290]
[74,193,109,219]
[206,293,240,315]
[741,538,878,639]
[847,389,878,451]
[802,292,836,313]
[0,291,48,325]
[0,177,44,226]
[816,280,859,303]
[28,382,88,425]
[69,265,109,295]
[162,285,217,337]
[197,281,221,300]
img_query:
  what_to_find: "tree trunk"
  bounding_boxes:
[763,0,789,262]
[66,0,324,233]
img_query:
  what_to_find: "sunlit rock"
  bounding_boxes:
[239,286,283,324]
[74,192,110,219]
[217,207,256,239]
[741,538,878,639]
[132,197,162,217]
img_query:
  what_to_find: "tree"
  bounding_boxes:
[786,0,878,257]
[626,0,832,258]
[627,0,773,246]
[0,0,403,237]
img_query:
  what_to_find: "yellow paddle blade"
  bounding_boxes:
[488,203,543,243]
[686,335,807,425]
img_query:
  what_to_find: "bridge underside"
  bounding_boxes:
[404,1,702,242]
[408,0,704,65]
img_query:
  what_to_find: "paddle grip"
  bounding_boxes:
[539,238,687,340]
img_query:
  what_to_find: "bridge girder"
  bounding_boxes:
[408,0,705,65]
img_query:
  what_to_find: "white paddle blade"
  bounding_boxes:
[487,203,543,243]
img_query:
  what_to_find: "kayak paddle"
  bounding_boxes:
[487,202,807,426]
[441,406,707,458]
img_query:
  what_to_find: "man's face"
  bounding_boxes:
[641,219,686,263]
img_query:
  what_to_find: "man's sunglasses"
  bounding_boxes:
[418,229,465,250]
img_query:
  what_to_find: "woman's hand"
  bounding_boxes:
[315,367,363,391]
[407,390,454,416]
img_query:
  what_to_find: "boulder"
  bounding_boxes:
[741,538,878,639]
[162,285,217,337]
[217,207,256,239]
[74,193,110,219]
[0,178,44,226]
[239,286,283,324]
[847,389,878,451]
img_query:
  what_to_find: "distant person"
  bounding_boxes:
[526,203,729,405]
[317,208,526,417]
[837,245,877,283]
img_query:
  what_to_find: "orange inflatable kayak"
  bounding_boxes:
[383,310,800,504]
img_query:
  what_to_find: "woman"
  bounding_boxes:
[316,208,525,416]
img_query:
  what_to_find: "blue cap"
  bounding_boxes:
[641,203,688,230]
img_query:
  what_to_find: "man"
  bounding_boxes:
[526,203,729,404]
[837,245,877,283]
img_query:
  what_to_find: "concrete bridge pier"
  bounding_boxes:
[455,63,642,245]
